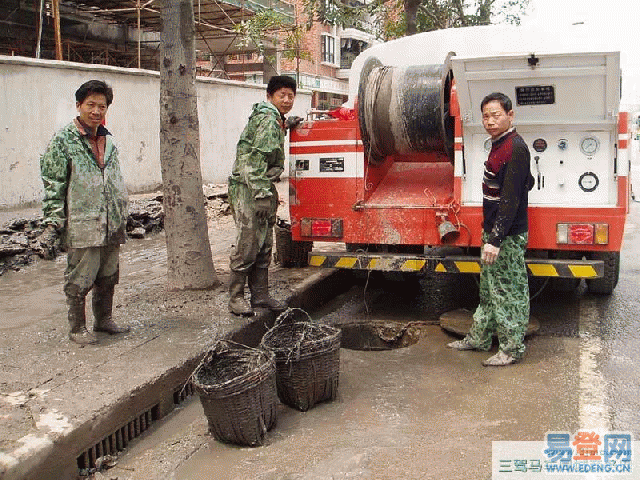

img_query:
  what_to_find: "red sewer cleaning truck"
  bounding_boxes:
[278,34,630,295]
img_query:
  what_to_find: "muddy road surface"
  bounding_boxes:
[109,207,640,480]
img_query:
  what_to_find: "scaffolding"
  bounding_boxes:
[1,0,294,74]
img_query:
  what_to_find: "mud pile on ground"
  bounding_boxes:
[0,216,44,274]
[203,183,231,218]
[127,195,165,238]
[0,184,231,275]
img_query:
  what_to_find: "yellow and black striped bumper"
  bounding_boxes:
[308,253,604,278]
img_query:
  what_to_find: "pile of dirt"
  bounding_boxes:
[0,215,44,274]
[0,184,231,275]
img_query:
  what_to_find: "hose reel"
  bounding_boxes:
[357,54,455,165]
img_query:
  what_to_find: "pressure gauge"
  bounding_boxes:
[558,139,568,151]
[579,172,599,192]
[484,138,492,152]
[580,136,599,156]
[532,138,547,152]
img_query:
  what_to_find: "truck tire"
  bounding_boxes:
[586,251,620,295]
[274,220,312,268]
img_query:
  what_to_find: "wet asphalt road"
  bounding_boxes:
[116,203,640,480]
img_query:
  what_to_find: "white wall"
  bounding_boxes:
[0,56,311,209]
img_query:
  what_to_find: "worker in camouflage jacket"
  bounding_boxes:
[39,80,130,345]
[228,75,302,316]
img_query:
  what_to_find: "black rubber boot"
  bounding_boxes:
[229,271,253,316]
[248,267,286,312]
[92,283,130,335]
[66,286,98,345]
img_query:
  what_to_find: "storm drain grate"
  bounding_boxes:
[77,404,159,470]
[174,380,195,405]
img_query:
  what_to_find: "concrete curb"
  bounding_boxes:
[1,268,345,480]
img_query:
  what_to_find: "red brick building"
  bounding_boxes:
[222,0,378,110]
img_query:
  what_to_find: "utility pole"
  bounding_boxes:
[35,0,45,58]
[137,0,141,68]
[52,0,63,60]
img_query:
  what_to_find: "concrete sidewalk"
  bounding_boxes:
[0,181,341,480]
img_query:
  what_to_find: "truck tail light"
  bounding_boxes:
[594,224,609,244]
[556,223,608,245]
[301,218,343,238]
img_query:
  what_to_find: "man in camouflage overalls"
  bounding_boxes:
[39,80,130,345]
[448,92,534,366]
[228,76,299,316]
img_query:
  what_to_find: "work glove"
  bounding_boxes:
[266,166,284,183]
[285,116,304,130]
[255,197,272,220]
[37,224,61,260]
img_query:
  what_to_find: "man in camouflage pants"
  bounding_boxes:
[448,92,534,366]
[39,80,130,345]
[228,75,300,316]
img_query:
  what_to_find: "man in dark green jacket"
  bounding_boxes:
[228,76,298,315]
[40,80,130,345]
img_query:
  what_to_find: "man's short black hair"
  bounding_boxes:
[76,80,114,106]
[267,75,296,96]
[480,92,512,113]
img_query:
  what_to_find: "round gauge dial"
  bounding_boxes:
[532,138,547,152]
[484,138,492,152]
[580,136,600,156]
[558,139,568,151]
[578,172,599,192]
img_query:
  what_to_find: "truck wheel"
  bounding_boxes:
[586,251,620,295]
[274,220,312,268]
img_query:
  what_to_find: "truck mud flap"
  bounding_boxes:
[309,253,604,278]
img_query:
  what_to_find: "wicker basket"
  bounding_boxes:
[192,342,278,446]
[261,318,341,412]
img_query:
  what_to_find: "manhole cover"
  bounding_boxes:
[439,308,540,337]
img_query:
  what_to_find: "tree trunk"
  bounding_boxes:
[159,0,219,290]
[476,0,494,25]
[404,0,421,36]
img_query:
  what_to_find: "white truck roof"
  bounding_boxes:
[348,25,626,108]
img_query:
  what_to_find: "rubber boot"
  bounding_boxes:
[229,271,253,316]
[92,284,130,335]
[66,291,98,345]
[248,267,286,312]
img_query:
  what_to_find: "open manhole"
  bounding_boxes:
[338,321,423,350]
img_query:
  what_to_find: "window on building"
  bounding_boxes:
[322,34,336,65]
[316,91,329,110]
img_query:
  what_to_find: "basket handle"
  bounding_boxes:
[274,307,313,327]
[190,339,260,382]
